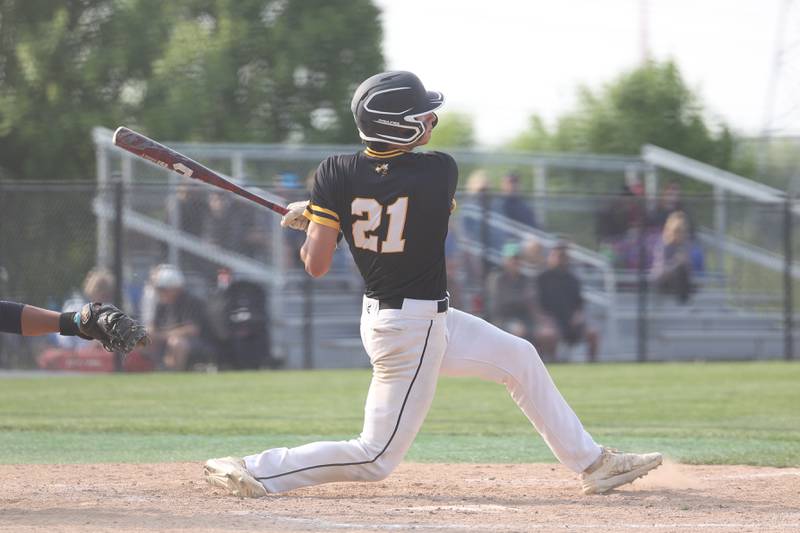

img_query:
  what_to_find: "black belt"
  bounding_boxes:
[378,297,449,313]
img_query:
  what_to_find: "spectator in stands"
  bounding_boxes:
[38,268,153,372]
[460,170,492,314]
[649,181,694,235]
[176,183,209,272]
[537,241,599,362]
[202,191,238,248]
[499,171,538,228]
[206,268,276,370]
[461,169,491,239]
[596,179,647,268]
[520,237,547,275]
[145,264,214,371]
[177,183,208,238]
[83,267,116,303]
[487,243,550,351]
[651,211,694,304]
[54,268,117,351]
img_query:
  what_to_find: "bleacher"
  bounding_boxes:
[86,129,798,367]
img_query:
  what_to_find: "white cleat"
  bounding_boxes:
[204,456,267,498]
[580,447,663,495]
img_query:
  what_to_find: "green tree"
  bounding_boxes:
[507,115,552,152]
[139,0,383,144]
[0,0,384,180]
[426,111,476,149]
[509,60,735,169]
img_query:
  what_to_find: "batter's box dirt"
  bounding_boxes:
[1,462,798,532]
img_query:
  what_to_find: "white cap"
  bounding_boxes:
[153,264,185,289]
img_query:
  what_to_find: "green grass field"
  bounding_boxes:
[1,361,798,466]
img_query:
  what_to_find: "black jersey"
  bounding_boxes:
[304,146,458,301]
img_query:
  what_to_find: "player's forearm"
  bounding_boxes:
[20,304,62,336]
[301,222,338,278]
[0,301,61,336]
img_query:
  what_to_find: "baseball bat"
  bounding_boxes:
[112,126,289,216]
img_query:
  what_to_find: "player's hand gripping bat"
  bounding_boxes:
[112,126,289,216]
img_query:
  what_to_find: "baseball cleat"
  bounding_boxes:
[580,447,662,495]
[204,456,267,498]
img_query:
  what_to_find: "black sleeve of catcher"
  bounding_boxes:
[0,300,24,334]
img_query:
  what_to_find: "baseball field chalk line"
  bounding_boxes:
[230,513,800,531]
[699,471,800,480]
[465,470,800,484]
[400,504,521,513]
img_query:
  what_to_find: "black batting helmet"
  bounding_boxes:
[350,71,445,146]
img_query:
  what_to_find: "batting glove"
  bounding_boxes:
[281,200,310,231]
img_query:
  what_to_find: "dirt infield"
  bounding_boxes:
[1,462,798,532]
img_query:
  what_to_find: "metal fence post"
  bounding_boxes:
[637,203,648,362]
[112,177,125,372]
[95,143,110,268]
[479,190,491,319]
[714,186,727,271]
[303,275,314,369]
[784,195,794,361]
[534,164,547,227]
[166,173,180,267]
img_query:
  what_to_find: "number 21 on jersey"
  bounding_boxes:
[351,197,408,253]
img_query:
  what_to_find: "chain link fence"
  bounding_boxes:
[1,134,797,370]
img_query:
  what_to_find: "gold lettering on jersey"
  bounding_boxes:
[351,196,409,254]
[382,197,408,253]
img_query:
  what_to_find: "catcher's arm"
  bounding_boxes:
[0,300,149,355]
[0,301,58,335]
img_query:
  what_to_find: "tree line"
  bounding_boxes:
[0,0,383,180]
[0,2,757,183]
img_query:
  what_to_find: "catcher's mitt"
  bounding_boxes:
[78,302,150,355]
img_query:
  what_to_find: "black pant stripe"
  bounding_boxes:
[257,320,434,482]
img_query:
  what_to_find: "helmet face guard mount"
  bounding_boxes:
[351,71,444,146]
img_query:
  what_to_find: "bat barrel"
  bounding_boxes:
[111,126,289,216]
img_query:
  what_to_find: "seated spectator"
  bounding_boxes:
[55,268,116,351]
[613,218,660,272]
[487,243,547,349]
[208,270,278,370]
[38,267,152,372]
[596,180,647,267]
[460,170,492,313]
[145,264,214,371]
[520,237,547,275]
[648,181,694,235]
[537,242,599,362]
[651,211,694,304]
[499,171,537,228]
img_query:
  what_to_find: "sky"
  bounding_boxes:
[374,0,800,147]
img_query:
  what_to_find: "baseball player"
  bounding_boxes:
[205,71,662,498]
[0,300,149,354]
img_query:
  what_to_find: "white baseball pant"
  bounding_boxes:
[244,296,602,493]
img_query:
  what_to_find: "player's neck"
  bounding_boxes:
[366,141,415,154]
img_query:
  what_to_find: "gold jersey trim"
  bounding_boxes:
[364,147,405,159]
